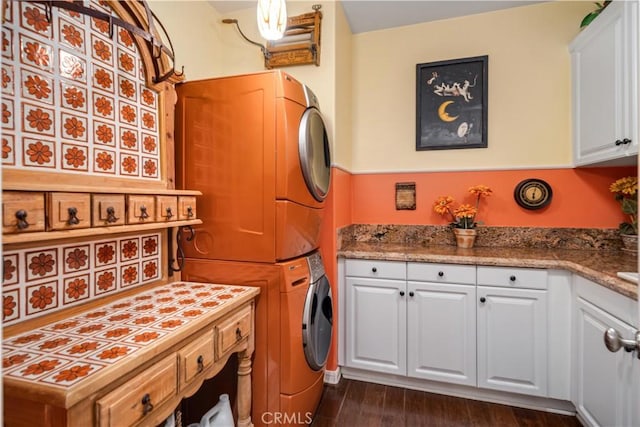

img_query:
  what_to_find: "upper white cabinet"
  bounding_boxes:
[570,1,638,166]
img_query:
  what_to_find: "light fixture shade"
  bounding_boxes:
[257,0,287,41]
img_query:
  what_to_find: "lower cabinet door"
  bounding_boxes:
[407,281,476,386]
[575,297,639,427]
[477,286,548,396]
[346,277,406,375]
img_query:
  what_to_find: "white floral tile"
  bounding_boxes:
[22,137,55,168]
[21,69,54,104]
[60,82,88,112]
[120,263,139,288]
[117,49,135,76]
[119,126,138,151]
[61,142,89,171]
[63,274,90,305]
[25,281,59,316]
[94,268,117,296]
[2,134,16,165]
[22,102,54,136]
[118,100,137,126]
[93,148,116,174]
[19,3,52,38]
[40,362,105,386]
[61,112,88,142]
[118,75,136,101]
[90,33,112,65]
[92,64,114,92]
[3,289,20,322]
[2,99,14,130]
[2,64,15,95]
[62,245,90,274]
[141,235,159,257]
[58,18,86,54]
[119,153,139,176]
[25,249,58,282]
[1,28,13,59]
[93,120,115,146]
[141,258,159,283]
[117,28,135,52]
[3,253,20,286]
[20,33,53,72]
[92,92,114,119]
[141,156,158,178]
[94,241,117,266]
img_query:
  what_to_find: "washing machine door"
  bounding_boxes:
[302,274,333,371]
[299,107,331,202]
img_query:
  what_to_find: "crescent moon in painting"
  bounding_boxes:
[438,101,459,122]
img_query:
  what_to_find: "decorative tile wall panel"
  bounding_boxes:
[2,232,162,326]
[1,0,161,180]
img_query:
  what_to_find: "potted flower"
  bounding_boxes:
[609,176,637,252]
[433,185,492,248]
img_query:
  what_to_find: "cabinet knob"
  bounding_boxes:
[197,355,204,372]
[438,271,444,277]
[186,206,194,218]
[604,328,640,357]
[141,393,154,415]
[371,267,377,273]
[67,207,80,225]
[409,291,415,297]
[236,327,243,342]
[622,138,632,145]
[615,139,623,146]
[480,297,486,303]
[15,210,29,230]
[139,205,149,219]
[399,291,405,296]
[106,206,119,223]
[166,207,174,220]
[509,275,516,282]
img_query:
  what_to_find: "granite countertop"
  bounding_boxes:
[338,242,638,300]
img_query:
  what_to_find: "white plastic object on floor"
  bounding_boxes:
[163,413,175,427]
[200,394,234,427]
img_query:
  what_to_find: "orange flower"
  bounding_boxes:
[2,103,10,124]
[97,271,114,291]
[120,79,135,98]
[105,329,130,338]
[133,332,159,342]
[142,112,155,129]
[202,301,219,308]
[96,124,113,144]
[26,141,52,165]
[65,278,87,300]
[433,196,454,216]
[453,204,477,219]
[98,346,129,359]
[66,248,88,269]
[64,117,85,138]
[161,319,183,328]
[53,364,91,382]
[96,151,113,171]
[135,295,152,301]
[64,147,86,168]
[159,307,178,314]
[85,310,107,318]
[68,342,99,354]
[25,75,51,99]
[143,159,157,176]
[183,309,203,317]
[179,298,196,305]
[143,135,157,153]
[4,258,16,281]
[143,261,157,278]
[26,108,52,132]
[135,304,153,311]
[119,29,134,47]
[39,338,71,350]
[108,314,131,321]
[29,253,55,276]
[4,354,29,368]
[122,156,137,173]
[22,359,59,376]
[156,297,173,303]
[78,324,104,334]
[123,266,137,284]
[94,96,112,116]
[134,316,156,325]
[142,89,155,106]
[97,244,115,263]
[1,67,10,89]
[64,87,85,108]
[469,185,493,197]
[92,17,110,34]
[121,130,137,148]
[13,333,44,344]
[143,238,157,254]
[119,53,134,72]
[53,320,79,330]
[120,105,136,123]
[24,41,50,67]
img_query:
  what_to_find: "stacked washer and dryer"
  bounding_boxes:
[175,71,333,426]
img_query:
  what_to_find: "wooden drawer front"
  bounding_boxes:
[216,306,252,357]
[47,193,91,230]
[180,329,215,385]
[155,196,178,222]
[126,195,156,224]
[92,194,125,227]
[345,259,406,280]
[2,191,46,233]
[407,263,476,285]
[96,355,177,427]
[177,196,197,220]
[477,266,548,290]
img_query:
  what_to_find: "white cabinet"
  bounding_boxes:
[345,260,406,375]
[570,0,638,166]
[573,276,639,427]
[407,263,476,386]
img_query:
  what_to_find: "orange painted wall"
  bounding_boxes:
[351,167,637,228]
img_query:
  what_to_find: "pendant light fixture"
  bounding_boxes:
[257,0,287,41]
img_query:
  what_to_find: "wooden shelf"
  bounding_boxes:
[3,219,202,245]
[3,183,202,196]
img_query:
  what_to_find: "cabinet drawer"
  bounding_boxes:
[155,196,178,222]
[216,305,252,357]
[2,191,46,233]
[47,192,91,230]
[179,329,215,386]
[126,195,156,224]
[92,194,125,227]
[477,266,547,290]
[407,263,476,284]
[345,259,406,280]
[96,354,177,427]
[177,196,197,220]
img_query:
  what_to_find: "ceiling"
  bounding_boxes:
[210,1,544,34]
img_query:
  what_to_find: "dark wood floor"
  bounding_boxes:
[312,379,581,427]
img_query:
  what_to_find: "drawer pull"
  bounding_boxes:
[438,271,444,277]
[399,291,405,296]
[236,327,242,342]
[166,207,174,220]
[15,210,29,230]
[509,275,516,282]
[371,267,377,273]
[106,206,119,223]
[409,291,415,297]
[197,355,204,372]
[187,206,194,218]
[480,297,486,303]
[67,207,80,225]
[141,393,154,415]
[139,205,149,220]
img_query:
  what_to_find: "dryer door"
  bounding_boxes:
[298,107,331,202]
[302,275,333,371]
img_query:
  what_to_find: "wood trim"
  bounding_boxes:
[3,219,202,245]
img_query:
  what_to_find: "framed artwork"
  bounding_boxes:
[416,55,488,151]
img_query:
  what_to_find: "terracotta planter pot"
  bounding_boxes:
[620,233,638,253]
[453,228,477,248]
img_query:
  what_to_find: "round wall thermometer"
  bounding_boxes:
[514,179,553,210]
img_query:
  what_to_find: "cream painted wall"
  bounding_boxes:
[334,2,353,170]
[350,1,594,173]
[148,1,225,80]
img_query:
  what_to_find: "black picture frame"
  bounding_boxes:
[416,55,488,151]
